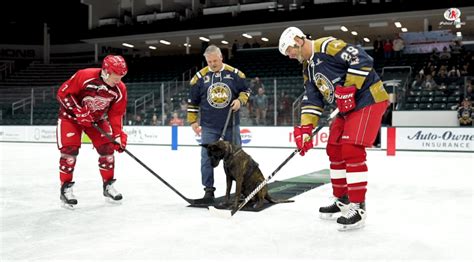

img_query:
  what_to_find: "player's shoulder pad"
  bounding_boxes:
[314,37,347,56]
[224,64,246,79]
[190,66,210,86]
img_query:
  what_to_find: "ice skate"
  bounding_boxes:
[337,202,366,231]
[103,179,123,202]
[60,181,78,209]
[319,195,350,220]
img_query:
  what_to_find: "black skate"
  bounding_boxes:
[337,202,367,231]
[103,179,123,201]
[60,181,78,209]
[319,195,350,220]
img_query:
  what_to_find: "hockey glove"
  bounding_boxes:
[293,125,313,156]
[334,85,357,113]
[113,131,128,153]
[73,105,94,127]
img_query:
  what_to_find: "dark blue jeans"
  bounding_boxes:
[200,125,241,188]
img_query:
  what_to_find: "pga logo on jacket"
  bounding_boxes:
[207,82,231,108]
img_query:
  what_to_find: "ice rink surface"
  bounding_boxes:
[1,142,473,262]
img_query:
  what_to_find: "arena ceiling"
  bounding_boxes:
[82,7,474,54]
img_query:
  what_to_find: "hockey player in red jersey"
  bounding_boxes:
[56,55,128,207]
[279,27,389,230]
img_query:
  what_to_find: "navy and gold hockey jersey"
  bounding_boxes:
[300,37,389,127]
[187,64,250,130]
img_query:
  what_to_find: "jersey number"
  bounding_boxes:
[340,46,359,62]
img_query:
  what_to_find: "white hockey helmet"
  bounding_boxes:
[279,27,306,56]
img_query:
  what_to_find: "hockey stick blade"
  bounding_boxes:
[208,206,232,218]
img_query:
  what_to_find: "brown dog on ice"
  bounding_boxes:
[202,140,294,209]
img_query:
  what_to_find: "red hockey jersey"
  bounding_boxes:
[57,68,127,136]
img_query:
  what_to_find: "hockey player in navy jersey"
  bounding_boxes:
[279,27,389,230]
[187,45,250,201]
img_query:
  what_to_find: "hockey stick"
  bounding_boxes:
[92,123,203,205]
[208,108,340,218]
[219,107,233,140]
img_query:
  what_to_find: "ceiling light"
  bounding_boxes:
[363,38,370,43]
[149,46,157,50]
[221,40,229,45]
[394,22,402,28]
[199,37,210,42]
[184,43,191,47]
[122,43,134,48]
[261,37,269,42]
[340,26,348,32]
[242,33,252,39]
[401,28,408,32]
[160,40,171,45]
[351,31,358,36]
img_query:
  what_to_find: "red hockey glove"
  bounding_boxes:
[293,125,314,156]
[334,85,357,113]
[73,105,94,127]
[113,131,128,153]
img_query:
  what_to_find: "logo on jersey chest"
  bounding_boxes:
[207,82,231,109]
[313,72,335,103]
[82,96,113,112]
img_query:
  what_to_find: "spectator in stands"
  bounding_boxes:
[411,74,424,89]
[277,90,292,126]
[436,65,448,84]
[450,40,463,59]
[392,35,405,59]
[169,111,184,126]
[460,63,470,76]
[187,45,250,201]
[458,98,473,126]
[430,48,440,62]
[421,74,437,90]
[373,35,384,60]
[179,99,188,119]
[250,76,265,95]
[253,87,268,125]
[463,80,473,101]
[150,113,159,126]
[448,65,461,78]
[439,46,451,60]
[132,114,144,125]
[249,76,265,117]
[243,42,251,49]
[383,39,393,59]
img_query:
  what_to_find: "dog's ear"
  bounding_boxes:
[200,144,209,148]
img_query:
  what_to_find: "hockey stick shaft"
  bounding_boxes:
[92,123,196,204]
[230,108,340,216]
[219,108,233,140]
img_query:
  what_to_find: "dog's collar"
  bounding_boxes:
[224,146,242,162]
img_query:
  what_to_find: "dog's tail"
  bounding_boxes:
[265,194,294,204]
